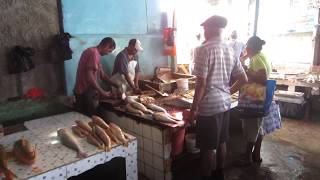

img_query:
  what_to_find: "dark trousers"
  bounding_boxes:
[74,88,100,117]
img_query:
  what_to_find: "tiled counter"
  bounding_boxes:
[0,112,137,180]
[104,110,182,180]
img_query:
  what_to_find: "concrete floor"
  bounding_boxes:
[140,115,320,180]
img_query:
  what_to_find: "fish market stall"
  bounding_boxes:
[100,90,239,180]
[0,112,137,180]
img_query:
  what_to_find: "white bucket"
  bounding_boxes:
[185,133,200,153]
[176,78,189,91]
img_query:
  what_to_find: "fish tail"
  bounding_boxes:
[77,151,88,158]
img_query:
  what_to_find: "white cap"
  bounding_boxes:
[135,39,144,51]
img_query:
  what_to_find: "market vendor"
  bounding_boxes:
[111,39,143,95]
[74,37,119,116]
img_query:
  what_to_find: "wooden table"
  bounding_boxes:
[0,112,137,180]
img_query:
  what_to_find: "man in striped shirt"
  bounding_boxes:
[190,15,248,180]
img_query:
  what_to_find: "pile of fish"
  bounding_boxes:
[0,145,17,180]
[0,139,36,180]
[125,96,183,125]
[13,139,37,165]
[58,115,130,158]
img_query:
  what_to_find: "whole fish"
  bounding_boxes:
[145,103,167,113]
[129,101,153,114]
[75,120,92,133]
[13,139,36,165]
[126,103,144,116]
[71,125,87,138]
[109,123,128,146]
[93,126,111,151]
[0,145,16,180]
[104,128,121,145]
[153,112,179,124]
[87,134,104,150]
[57,128,87,158]
[92,115,110,129]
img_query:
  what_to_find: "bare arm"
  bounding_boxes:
[134,72,140,88]
[230,72,248,94]
[191,77,207,111]
[124,73,136,90]
[100,69,118,88]
[87,69,109,97]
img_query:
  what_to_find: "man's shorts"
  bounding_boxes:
[196,111,230,150]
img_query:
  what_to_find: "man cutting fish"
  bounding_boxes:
[111,39,143,96]
[74,37,118,116]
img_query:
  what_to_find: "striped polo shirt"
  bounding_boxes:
[193,37,245,116]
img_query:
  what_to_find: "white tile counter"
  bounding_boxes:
[0,112,137,180]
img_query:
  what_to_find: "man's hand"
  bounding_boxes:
[133,88,142,95]
[101,91,113,99]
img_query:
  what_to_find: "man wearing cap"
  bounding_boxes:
[74,37,119,117]
[190,15,248,180]
[111,39,143,95]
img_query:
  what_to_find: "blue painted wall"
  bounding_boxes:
[63,0,169,95]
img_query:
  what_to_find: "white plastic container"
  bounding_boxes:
[176,78,189,91]
[185,133,200,153]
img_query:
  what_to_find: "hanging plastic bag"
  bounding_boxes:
[7,46,35,74]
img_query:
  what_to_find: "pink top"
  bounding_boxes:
[74,47,101,94]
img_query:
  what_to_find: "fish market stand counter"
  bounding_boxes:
[0,112,137,180]
[100,96,238,180]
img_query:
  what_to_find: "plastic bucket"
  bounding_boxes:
[185,133,200,153]
[176,78,189,90]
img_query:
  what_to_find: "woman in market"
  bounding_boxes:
[236,36,281,166]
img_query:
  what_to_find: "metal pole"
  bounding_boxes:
[253,0,260,36]
[313,9,320,65]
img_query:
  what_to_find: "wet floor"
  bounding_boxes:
[219,117,320,180]
[160,116,320,180]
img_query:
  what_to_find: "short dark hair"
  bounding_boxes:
[99,37,116,49]
[247,36,265,53]
[128,39,137,47]
[201,15,227,29]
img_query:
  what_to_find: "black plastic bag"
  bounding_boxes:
[7,46,35,74]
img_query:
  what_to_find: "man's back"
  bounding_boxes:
[194,37,244,116]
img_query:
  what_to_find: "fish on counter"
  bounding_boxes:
[13,139,36,165]
[92,115,110,129]
[109,123,128,147]
[57,128,87,158]
[71,125,87,138]
[92,126,111,151]
[139,95,155,104]
[75,120,92,133]
[0,145,17,180]
[87,134,105,150]
[145,103,167,113]
[104,128,122,145]
[153,112,180,124]
[126,103,144,116]
[130,101,153,114]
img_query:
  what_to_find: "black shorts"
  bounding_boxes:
[196,111,230,150]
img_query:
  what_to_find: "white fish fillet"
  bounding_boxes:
[57,128,87,158]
